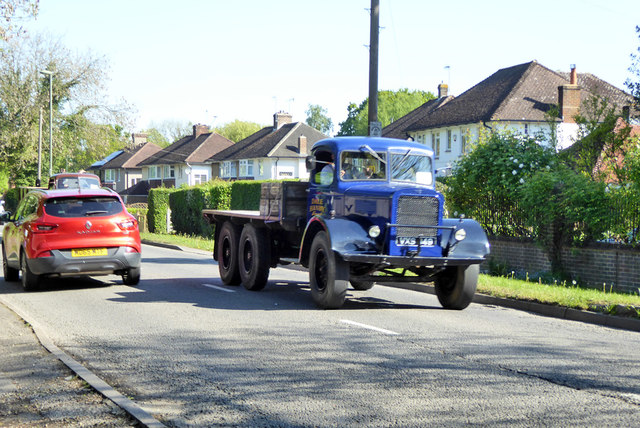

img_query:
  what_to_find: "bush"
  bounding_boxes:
[147,188,175,233]
[170,181,232,237]
[446,129,554,235]
[519,166,610,273]
[230,180,266,210]
[3,188,21,213]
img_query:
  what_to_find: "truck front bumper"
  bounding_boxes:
[339,252,485,267]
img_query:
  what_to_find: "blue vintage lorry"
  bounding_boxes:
[202,137,490,309]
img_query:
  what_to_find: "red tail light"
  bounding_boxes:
[37,250,53,258]
[28,222,58,233]
[118,218,138,231]
[124,246,139,253]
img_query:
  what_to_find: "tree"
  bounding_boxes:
[626,25,640,108]
[337,89,435,136]
[305,104,333,135]
[0,33,133,186]
[213,119,263,143]
[147,119,193,143]
[0,0,39,41]
[140,127,170,148]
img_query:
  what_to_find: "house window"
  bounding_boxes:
[524,124,529,135]
[239,160,254,177]
[446,130,452,152]
[194,174,208,185]
[104,169,115,182]
[148,166,160,179]
[434,133,440,158]
[222,161,237,178]
[461,132,468,154]
[164,165,175,178]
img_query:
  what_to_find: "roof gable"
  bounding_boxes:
[139,132,233,166]
[392,61,634,135]
[209,122,328,161]
[101,142,163,169]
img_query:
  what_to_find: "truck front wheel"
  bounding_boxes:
[239,224,271,291]
[435,264,478,310]
[309,231,348,309]
[217,221,241,285]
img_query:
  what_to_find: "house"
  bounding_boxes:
[382,61,634,171]
[138,124,234,187]
[208,112,328,180]
[89,133,162,192]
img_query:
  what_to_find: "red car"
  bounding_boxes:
[1,188,141,290]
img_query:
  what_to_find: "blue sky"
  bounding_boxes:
[23,0,639,134]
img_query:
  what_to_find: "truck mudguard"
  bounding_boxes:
[299,216,377,266]
[441,218,490,260]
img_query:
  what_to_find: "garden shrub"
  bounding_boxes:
[148,187,175,233]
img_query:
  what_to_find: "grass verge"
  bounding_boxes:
[141,232,213,252]
[142,232,640,318]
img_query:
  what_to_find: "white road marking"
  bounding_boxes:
[203,284,236,293]
[340,319,399,336]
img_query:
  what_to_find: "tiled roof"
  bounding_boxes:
[382,97,453,139]
[139,132,234,166]
[208,122,328,162]
[386,61,634,135]
[99,142,163,170]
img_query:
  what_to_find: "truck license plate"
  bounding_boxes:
[396,237,435,246]
[71,248,108,257]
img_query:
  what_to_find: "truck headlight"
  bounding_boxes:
[454,228,466,241]
[368,225,381,238]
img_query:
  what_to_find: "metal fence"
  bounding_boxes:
[461,195,640,246]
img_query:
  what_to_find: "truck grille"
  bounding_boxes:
[396,196,439,238]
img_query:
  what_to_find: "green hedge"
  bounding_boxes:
[229,180,268,210]
[147,188,175,233]
[169,181,232,237]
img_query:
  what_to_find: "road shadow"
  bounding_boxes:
[107,277,439,312]
[0,275,114,294]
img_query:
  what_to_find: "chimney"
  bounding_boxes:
[298,135,308,155]
[130,132,148,148]
[193,123,210,138]
[558,65,581,123]
[273,111,292,131]
[438,83,449,98]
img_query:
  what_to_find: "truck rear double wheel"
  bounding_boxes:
[238,224,271,291]
[217,221,242,285]
[309,231,348,309]
[434,264,479,310]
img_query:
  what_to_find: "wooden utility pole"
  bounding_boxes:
[368,0,380,136]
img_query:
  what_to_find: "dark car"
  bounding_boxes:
[48,172,101,190]
[1,188,141,290]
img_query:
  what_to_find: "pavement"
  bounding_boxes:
[1,241,638,426]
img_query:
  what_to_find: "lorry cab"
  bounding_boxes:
[306,137,445,259]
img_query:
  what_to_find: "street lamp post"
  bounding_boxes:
[39,69,54,176]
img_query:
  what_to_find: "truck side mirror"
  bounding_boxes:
[305,156,316,172]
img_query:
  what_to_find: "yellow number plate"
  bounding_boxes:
[71,248,108,257]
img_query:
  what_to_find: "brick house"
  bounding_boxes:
[208,112,328,180]
[138,124,234,187]
[383,61,634,172]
